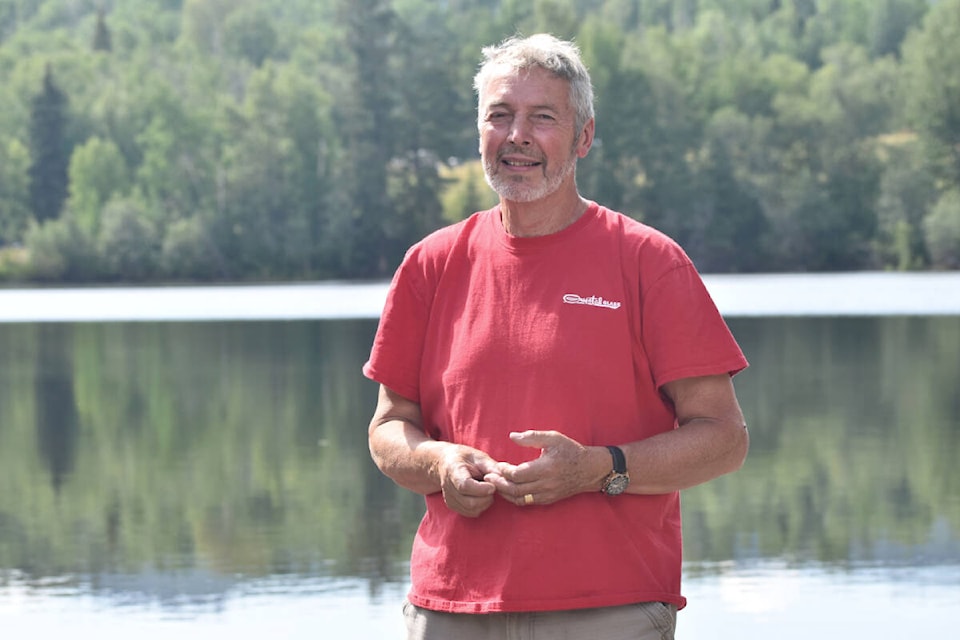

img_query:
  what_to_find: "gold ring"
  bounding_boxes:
[523,493,534,505]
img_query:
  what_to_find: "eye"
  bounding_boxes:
[486,111,509,122]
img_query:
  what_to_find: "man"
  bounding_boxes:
[363,33,749,640]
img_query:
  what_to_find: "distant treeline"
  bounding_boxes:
[0,0,958,283]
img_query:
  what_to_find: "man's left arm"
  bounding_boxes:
[486,374,748,505]
[619,372,749,494]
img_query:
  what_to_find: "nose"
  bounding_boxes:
[507,118,532,146]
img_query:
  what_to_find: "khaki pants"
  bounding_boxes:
[402,600,677,640]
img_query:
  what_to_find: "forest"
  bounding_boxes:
[0,0,958,283]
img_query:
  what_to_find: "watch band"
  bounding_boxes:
[606,445,626,473]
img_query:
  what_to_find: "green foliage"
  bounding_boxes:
[866,0,927,58]
[901,0,960,184]
[161,215,223,280]
[97,197,161,281]
[179,0,236,56]
[27,64,70,224]
[440,160,498,224]
[67,135,131,235]
[223,5,277,66]
[0,245,29,280]
[23,216,98,281]
[875,136,934,270]
[0,0,958,281]
[924,189,960,269]
[91,7,111,52]
[0,138,31,244]
[132,80,218,222]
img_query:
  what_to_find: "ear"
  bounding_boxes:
[576,118,595,158]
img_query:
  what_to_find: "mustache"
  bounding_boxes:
[496,145,543,163]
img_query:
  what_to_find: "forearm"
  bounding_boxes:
[368,385,500,517]
[621,418,749,494]
[483,419,748,507]
[369,418,447,496]
[612,373,750,495]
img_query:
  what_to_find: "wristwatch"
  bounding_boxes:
[601,445,630,495]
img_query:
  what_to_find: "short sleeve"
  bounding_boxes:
[362,247,433,403]
[641,263,748,389]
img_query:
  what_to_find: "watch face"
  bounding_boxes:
[604,473,629,495]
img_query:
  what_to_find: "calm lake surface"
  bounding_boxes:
[1,277,958,638]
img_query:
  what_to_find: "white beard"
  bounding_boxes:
[483,149,578,203]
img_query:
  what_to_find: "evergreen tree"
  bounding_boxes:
[333,0,398,277]
[28,65,70,224]
[92,7,112,52]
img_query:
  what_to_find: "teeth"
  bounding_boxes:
[505,160,537,166]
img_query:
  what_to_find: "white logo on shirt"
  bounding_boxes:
[562,293,622,310]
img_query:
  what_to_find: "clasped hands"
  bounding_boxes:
[437,430,602,518]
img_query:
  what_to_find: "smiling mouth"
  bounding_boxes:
[502,159,541,167]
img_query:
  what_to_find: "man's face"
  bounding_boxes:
[478,65,593,203]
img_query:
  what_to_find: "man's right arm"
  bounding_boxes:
[368,384,500,517]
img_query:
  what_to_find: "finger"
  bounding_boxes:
[484,473,547,506]
[491,457,543,485]
[442,473,495,513]
[469,455,502,478]
[458,475,496,497]
[448,493,495,518]
[512,487,553,507]
[488,462,521,483]
[483,471,518,494]
[493,460,516,474]
[509,430,563,449]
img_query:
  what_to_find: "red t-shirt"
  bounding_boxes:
[363,202,747,613]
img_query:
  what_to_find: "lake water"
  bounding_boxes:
[1,274,958,638]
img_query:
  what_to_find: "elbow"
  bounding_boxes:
[726,423,750,474]
[367,423,395,477]
[367,416,397,478]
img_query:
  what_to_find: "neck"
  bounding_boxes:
[500,192,587,238]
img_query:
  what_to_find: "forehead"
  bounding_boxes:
[479,65,573,111]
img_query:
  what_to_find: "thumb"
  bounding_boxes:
[509,430,563,450]
[450,462,495,495]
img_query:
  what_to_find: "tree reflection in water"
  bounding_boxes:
[0,316,957,610]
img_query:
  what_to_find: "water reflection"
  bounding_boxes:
[683,317,960,571]
[34,325,80,492]
[0,317,957,616]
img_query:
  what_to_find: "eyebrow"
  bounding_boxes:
[484,101,560,113]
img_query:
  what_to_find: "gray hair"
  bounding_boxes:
[473,33,595,134]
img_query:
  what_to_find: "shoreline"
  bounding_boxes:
[0,272,958,322]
